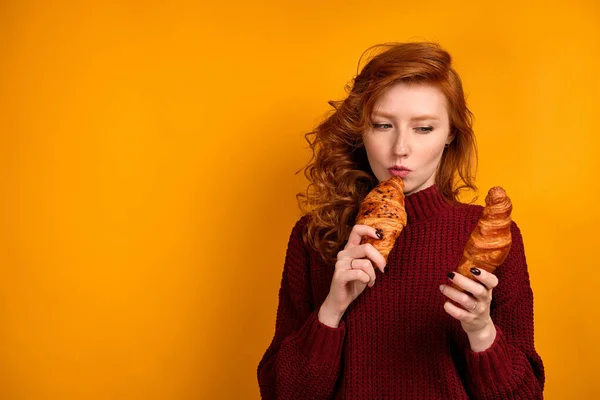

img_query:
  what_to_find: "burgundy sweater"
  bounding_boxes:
[257,184,545,399]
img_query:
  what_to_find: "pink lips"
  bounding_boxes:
[389,166,411,178]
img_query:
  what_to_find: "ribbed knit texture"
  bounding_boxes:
[257,184,545,399]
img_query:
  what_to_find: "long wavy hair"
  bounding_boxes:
[296,42,478,265]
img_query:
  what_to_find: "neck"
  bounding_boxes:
[404,184,452,223]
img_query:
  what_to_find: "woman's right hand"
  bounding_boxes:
[318,224,386,328]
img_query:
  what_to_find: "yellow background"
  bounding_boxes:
[1,1,598,399]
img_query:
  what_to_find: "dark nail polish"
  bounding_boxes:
[470,268,481,276]
[446,272,455,280]
[376,229,383,239]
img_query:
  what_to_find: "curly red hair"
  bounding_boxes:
[296,42,478,265]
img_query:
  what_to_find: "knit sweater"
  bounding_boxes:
[257,184,545,399]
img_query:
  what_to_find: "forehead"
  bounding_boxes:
[372,82,448,117]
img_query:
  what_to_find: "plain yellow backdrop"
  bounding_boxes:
[1,0,598,399]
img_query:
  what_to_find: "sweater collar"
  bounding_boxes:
[404,184,452,224]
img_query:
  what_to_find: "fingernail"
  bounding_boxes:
[439,284,445,292]
[470,268,481,276]
[446,272,455,280]
[369,280,375,287]
[376,229,383,239]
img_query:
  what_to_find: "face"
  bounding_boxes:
[362,82,452,195]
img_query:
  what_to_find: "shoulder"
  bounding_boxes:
[296,213,312,228]
[449,201,525,239]
[450,200,484,215]
[290,214,311,239]
[505,219,527,260]
[509,219,525,240]
[284,214,312,259]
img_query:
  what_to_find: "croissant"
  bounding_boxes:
[455,186,513,288]
[355,176,407,263]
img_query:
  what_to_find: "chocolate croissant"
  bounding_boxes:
[455,186,513,287]
[355,176,407,263]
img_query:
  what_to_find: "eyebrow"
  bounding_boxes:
[371,112,440,122]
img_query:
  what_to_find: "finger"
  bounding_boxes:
[348,259,377,286]
[447,272,490,300]
[344,224,381,250]
[345,243,386,273]
[469,268,499,289]
[443,301,471,321]
[439,284,478,312]
[338,269,370,286]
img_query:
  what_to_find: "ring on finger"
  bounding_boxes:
[470,301,479,311]
[350,259,354,269]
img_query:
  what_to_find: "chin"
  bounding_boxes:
[403,184,415,195]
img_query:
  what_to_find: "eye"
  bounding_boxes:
[416,126,434,133]
[372,123,393,130]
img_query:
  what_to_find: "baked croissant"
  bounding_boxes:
[455,186,513,288]
[355,176,407,263]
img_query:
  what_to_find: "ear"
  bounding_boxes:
[446,130,457,145]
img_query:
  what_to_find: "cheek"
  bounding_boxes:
[414,142,444,160]
[363,138,385,159]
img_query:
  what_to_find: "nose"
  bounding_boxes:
[392,131,410,157]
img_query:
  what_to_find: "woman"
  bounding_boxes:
[257,42,545,399]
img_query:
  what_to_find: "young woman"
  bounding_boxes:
[257,42,545,399]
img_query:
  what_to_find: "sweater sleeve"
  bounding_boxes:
[463,221,546,399]
[257,216,346,399]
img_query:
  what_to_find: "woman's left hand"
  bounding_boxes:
[439,268,498,352]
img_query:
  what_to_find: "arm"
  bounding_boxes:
[463,221,545,399]
[257,216,346,400]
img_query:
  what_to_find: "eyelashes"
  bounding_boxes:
[372,123,393,129]
[417,126,434,132]
[371,123,434,133]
